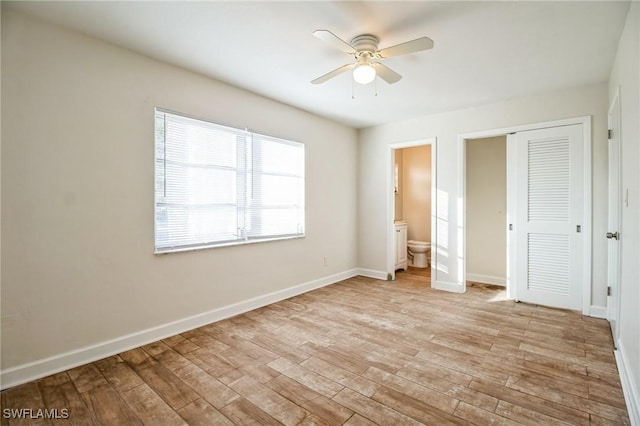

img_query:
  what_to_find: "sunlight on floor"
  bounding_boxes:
[467,281,510,302]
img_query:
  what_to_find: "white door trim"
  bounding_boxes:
[387,137,437,281]
[457,116,592,315]
[506,133,518,301]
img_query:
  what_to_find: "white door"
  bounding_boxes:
[607,90,621,342]
[514,124,584,310]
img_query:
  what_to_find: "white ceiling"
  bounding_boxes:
[5,1,630,129]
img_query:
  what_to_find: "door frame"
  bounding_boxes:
[457,116,592,315]
[387,137,437,281]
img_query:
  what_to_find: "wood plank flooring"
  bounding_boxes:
[1,271,629,425]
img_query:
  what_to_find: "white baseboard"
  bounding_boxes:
[432,280,465,293]
[615,340,640,425]
[356,268,388,280]
[589,305,607,319]
[0,269,359,391]
[466,273,506,286]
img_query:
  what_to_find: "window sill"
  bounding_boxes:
[154,234,305,255]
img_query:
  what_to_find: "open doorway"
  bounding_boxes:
[465,136,507,289]
[387,138,437,282]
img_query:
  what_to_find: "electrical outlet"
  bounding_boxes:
[323,256,328,266]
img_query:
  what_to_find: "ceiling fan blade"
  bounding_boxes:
[313,30,355,54]
[311,63,355,84]
[372,63,402,84]
[377,37,434,58]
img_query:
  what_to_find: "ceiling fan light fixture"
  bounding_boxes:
[353,63,376,84]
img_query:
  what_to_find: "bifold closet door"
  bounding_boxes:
[513,124,583,310]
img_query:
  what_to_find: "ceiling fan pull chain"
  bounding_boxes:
[351,78,355,100]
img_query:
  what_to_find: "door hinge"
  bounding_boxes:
[608,129,613,139]
[607,286,612,296]
[576,225,581,233]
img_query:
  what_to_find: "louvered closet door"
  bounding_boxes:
[515,124,583,310]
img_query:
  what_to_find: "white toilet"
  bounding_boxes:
[407,240,431,268]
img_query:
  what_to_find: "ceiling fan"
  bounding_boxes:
[311,30,434,85]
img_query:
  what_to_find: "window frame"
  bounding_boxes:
[154,108,305,254]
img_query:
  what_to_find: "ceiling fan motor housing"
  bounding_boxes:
[350,34,379,54]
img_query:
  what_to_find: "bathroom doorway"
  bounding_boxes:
[387,138,437,283]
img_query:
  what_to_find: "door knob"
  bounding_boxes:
[606,232,619,240]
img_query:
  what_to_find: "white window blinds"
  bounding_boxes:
[155,109,305,253]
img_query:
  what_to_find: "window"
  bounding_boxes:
[154,109,305,253]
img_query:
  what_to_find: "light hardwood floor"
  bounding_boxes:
[1,272,629,425]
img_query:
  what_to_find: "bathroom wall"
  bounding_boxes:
[401,145,432,242]
[466,136,507,285]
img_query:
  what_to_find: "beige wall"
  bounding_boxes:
[608,2,640,417]
[358,82,609,306]
[1,10,358,371]
[466,136,506,284]
[400,146,431,242]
